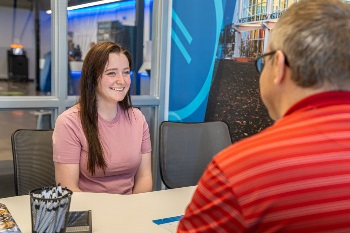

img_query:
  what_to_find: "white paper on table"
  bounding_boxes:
[152,215,183,233]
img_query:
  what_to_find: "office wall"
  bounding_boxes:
[67,1,152,61]
[0,6,34,80]
[0,6,51,80]
[0,2,151,81]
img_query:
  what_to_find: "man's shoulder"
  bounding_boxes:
[213,120,290,169]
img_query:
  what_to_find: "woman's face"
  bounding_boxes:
[96,53,131,105]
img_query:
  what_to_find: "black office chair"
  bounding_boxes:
[159,121,232,189]
[11,129,56,196]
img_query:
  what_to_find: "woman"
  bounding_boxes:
[53,41,152,194]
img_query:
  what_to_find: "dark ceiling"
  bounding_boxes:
[0,0,105,11]
[0,0,34,9]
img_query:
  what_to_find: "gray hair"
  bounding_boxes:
[269,0,350,89]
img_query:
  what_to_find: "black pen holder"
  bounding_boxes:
[30,187,73,233]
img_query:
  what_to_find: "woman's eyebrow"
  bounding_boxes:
[104,68,118,72]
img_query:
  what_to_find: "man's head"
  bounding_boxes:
[270,0,350,89]
[259,0,350,120]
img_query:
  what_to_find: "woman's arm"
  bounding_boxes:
[54,162,82,192]
[133,152,152,194]
[53,107,84,192]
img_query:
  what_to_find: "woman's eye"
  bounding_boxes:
[123,71,130,75]
[107,72,116,76]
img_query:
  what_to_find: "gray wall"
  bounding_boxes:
[0,6,51,80]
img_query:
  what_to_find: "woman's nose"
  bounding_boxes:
[116,73,126,84]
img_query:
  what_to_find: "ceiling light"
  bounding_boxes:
[46,0,122,14]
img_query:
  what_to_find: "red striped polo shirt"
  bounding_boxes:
[178,91,350,233]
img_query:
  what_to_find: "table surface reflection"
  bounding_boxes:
[0,186,196,233]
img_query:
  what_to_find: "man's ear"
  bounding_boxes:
[273,50,287,85]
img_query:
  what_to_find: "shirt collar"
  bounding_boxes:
[284,91,350,117]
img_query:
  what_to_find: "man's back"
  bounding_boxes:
[178,92,350,232]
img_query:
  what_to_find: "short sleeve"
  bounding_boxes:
[141,113,152,154]
[53,110,83,164]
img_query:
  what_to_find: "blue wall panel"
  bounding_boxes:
[168,0,236,122]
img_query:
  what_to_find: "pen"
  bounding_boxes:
[34,190,47,231]
[30,185,72,233]
[55,189,69,232]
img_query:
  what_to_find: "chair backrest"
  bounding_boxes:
[11,129,55,196]
[159,121,232,189]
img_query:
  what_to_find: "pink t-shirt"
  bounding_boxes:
[53,104,152,194]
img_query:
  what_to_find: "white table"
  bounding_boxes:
[0,186,196,233]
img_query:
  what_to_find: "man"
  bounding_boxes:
[177,0,350,232]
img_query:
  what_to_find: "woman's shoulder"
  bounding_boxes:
[130,107,142,115]
[53,105,84,141]
[57,104,80,123]
[130,107,146,120]
[118,107,146,123]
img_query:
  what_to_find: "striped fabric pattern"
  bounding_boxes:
[178,92,350,233]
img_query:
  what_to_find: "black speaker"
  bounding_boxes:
[7,50,29,82]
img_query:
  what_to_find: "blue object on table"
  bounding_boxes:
[153,215,183,225]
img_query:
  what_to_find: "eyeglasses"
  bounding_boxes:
[254,51,289,74]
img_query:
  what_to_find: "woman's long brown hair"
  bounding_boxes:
[79,41,133,175]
